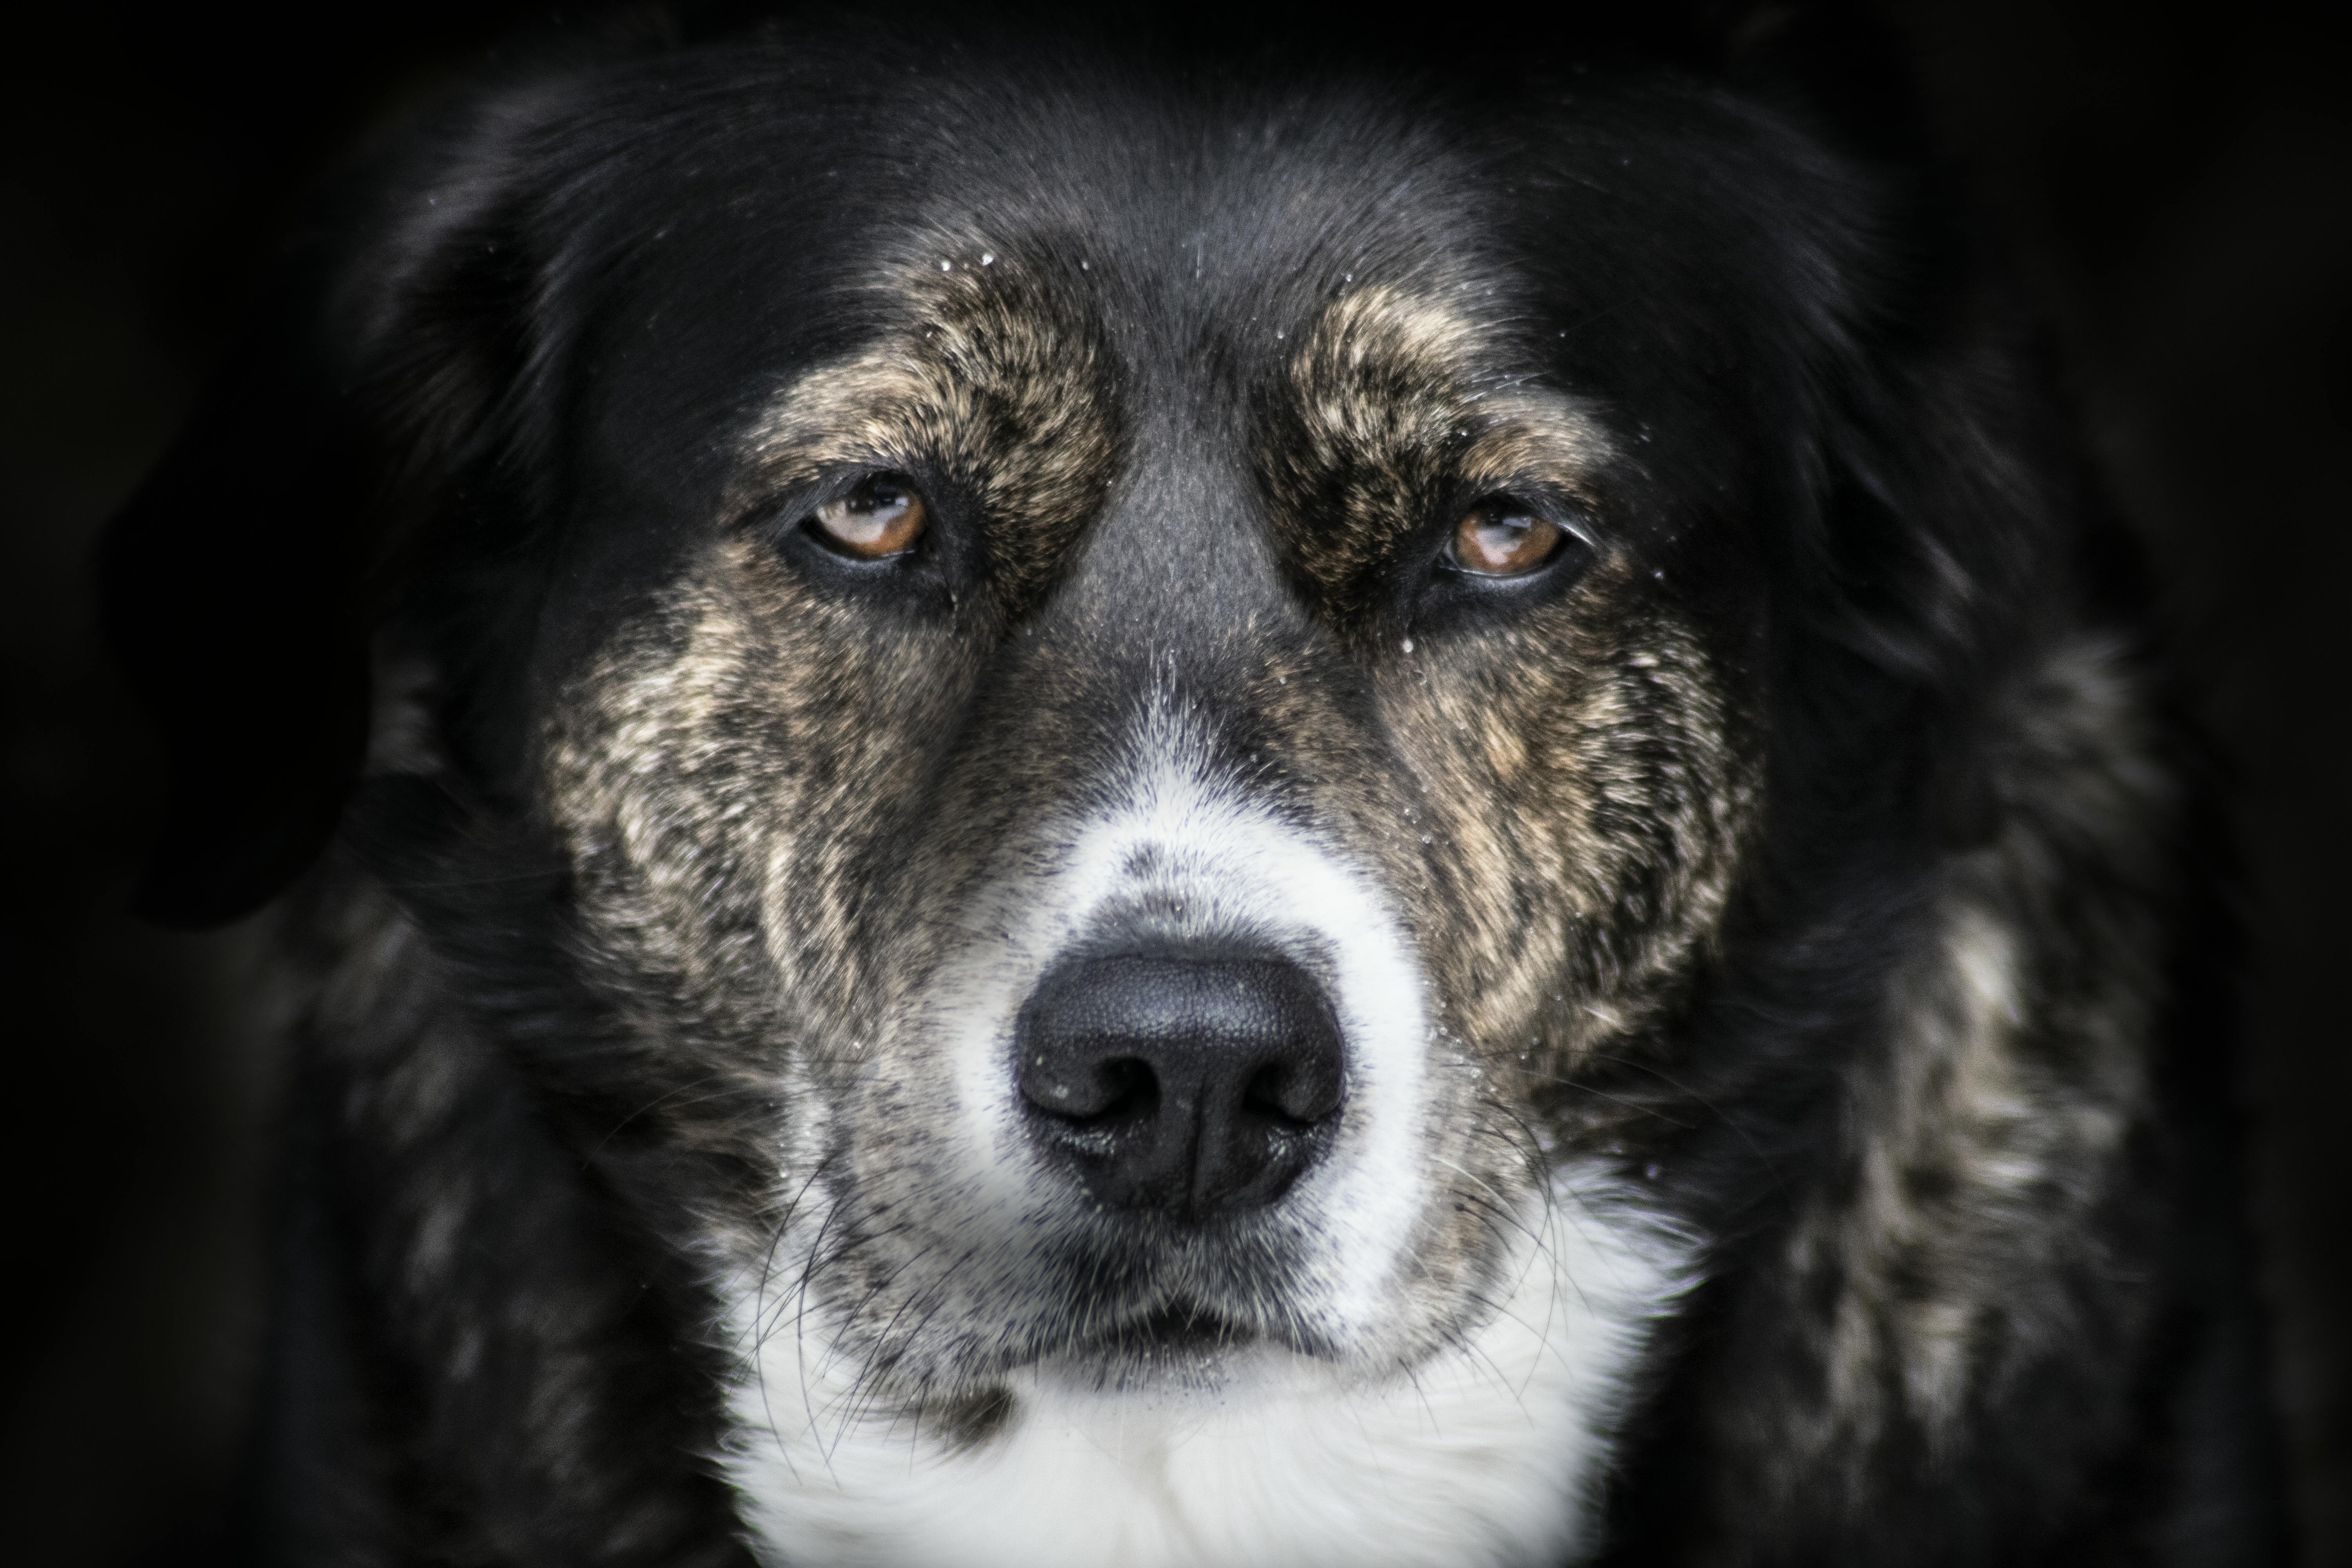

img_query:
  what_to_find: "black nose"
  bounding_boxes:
[1014,955,1347,1217]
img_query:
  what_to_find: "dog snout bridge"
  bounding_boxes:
[1014,954,1347,1217]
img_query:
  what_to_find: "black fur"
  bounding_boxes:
[103,11,2285,1564]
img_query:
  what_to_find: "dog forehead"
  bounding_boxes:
[570,48,1822,459]
[648,61,1515,377]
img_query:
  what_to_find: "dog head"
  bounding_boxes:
[105,27,2065,1565]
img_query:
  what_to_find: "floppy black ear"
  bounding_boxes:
[100,109,545,929]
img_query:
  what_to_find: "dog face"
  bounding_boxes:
[549,259,1751,1302]
[110,36,2014,1567]
[483,65,1795,1560]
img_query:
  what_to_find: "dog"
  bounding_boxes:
[101,14,2286,1566]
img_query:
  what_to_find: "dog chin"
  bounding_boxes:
[937,1296,1356,1412]
[1027,1303,1330,1394]
[717,1167,1691,1568]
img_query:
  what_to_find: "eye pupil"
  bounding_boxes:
[810,474,928,557]
[1450,499,1564,576]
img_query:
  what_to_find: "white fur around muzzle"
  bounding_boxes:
[717,701,1693,1567]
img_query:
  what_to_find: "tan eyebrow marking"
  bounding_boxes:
[1259,281,1615,616]
[738,251,1122,613]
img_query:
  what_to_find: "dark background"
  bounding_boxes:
[1,2,2343,1562]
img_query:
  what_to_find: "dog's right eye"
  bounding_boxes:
[806,474,929,559]
[1446,497,1566,577]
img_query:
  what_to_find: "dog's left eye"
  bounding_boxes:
[807,474,929,559]
[1446,497,1565,577]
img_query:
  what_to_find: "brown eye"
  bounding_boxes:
[809,474,928,558]
[1447,498,1564,576]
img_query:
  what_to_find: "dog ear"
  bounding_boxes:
[100,107,548,928]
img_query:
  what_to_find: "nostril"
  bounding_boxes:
[1028,1056,1158,1123]
[1241,1062,1325,1127]
[1241,1064,1287,1120]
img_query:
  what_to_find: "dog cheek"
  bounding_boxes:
[543,581,785,1020]
[539,548,975,1071]
[1372,626,1590,1062]
[1382,594,1755,1082]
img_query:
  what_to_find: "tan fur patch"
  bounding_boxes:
[1768,636,2172,1495]
[1261,282,1614,620]
[739,247,1120,615]
[1258,282,1757,1071]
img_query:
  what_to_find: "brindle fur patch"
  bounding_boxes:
[1739,635,2177,1514]
[1259,282,1614,623]
[1260,283,1757,1072]
[739,245,1122,619]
